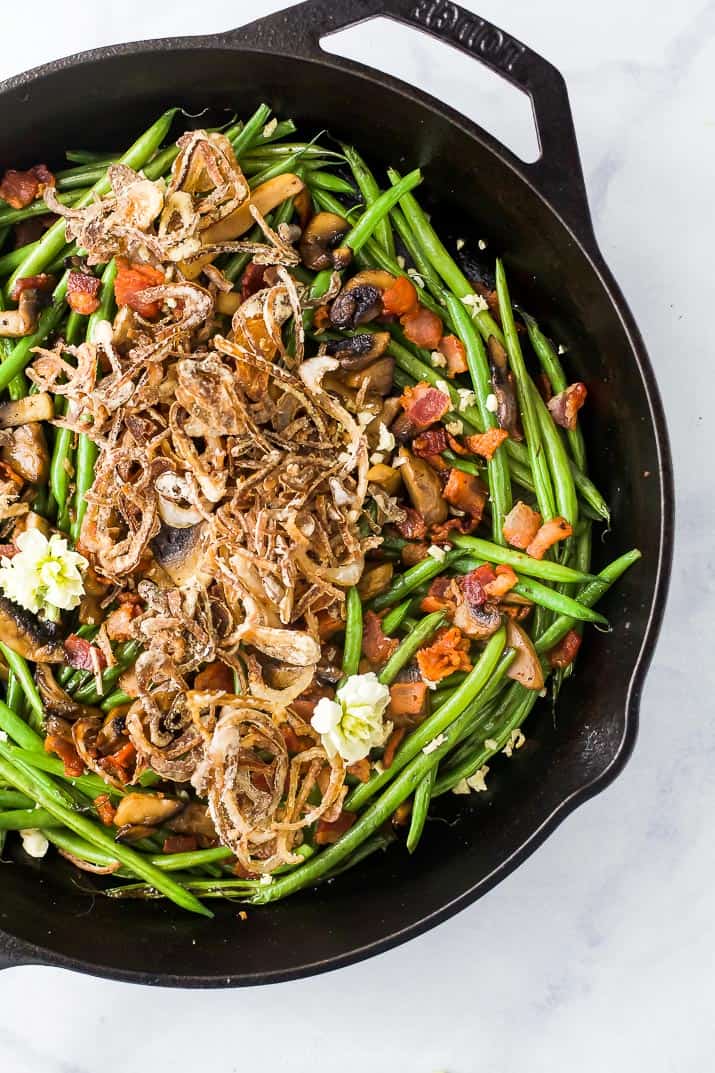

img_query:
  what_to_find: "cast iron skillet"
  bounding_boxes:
[0,0,673,986]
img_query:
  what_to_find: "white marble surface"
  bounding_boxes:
[1,2,713,1070]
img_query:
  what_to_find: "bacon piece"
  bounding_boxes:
[362,609,399,667]
[104,596,143,643]
[94,793,116,826]
[193,660,234,692]
[9,274,55,301]
[45,733,85,778]
[0,164,54,209]
[417,626,472,682]
[66,270,101,315]
[429,514,479,543]
[442,468,488,519]
[291,685,333,723]
[412,427,449,460]
[526,517,573,560]
[401,305,443,349]
[347,758,371,783]
[438,334,468,376]
[399,381,451,431]
[388,680,430,725]
[396,507,428,540]
[240,260,268,301]
[163,834,199,854]
[98,741,137,783]
[503,501,542,550]
[548,382,587,430]
[484,564,518,598]
[114,258,165,318]
[383,726,407,768]
[464,427,509,461]
[462,565,497,606]
[63,634,107,672]
[315,809,356,845]
[14,215,53,249]
[548,628,582,669]
[420,575,456,614]
[316,611,344,640]
[382,275,418,316]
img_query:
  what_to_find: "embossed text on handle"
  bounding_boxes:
[411,1,525,73]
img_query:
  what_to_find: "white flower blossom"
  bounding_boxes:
[311,673,391,762]
[0,529,87,620]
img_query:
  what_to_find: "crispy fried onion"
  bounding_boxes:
[192,698,345,873]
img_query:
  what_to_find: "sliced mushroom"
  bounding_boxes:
[13,510,51,538]
[505,618,545,690]
[215,290,242,316]
[0,290,41,338]
[330,284,382,329]
[154,471,203,529]
[150,522,212,587]
[166,801,217,839]
[343,269,395,292]
[96,710,129,753]
[357,562,394,600]
[344,355,395,395]
[35,663,89,720]
[293,185,313,230]
[453,597,502,640]
[487,335,521,439]
[115,824,161,844]
[1,423,49,484]
[113,792,184,828]
[367,462,402,496]
[398,447,448,527]
[324,330,390,370]
[0,393,54,428]
[0,594,64,662]
[299,211,352,272]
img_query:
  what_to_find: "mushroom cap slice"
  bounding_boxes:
[150,522,212,588]
[0,594,64,662]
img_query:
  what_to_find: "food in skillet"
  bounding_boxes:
[0,107,640,916]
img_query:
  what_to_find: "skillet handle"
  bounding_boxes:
[232,0,594,244]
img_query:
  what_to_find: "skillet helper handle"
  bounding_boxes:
[233,0,594,244]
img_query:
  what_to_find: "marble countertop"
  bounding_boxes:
[1,2,712,1070]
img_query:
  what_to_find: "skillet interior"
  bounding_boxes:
[0,40,671,985]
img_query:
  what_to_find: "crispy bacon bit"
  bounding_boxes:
[382,275,418,316]
[452,572,502,638]
[240,260,267,301]
[66,270,101,315]
[94,793,116,826]
[9,274,55,301]
[548,628,582,669]
[347,758,371,783]
[429,514,478,543]
[401,541,429,566]
[401,305,443,349]
[420,575,455,614]
[99,741,137,783]
[396,507,428,540]
[104,596,143,643]
[399,381,451,430]
[114,258,165,318]
[63,633,107,672]
[503,501,542,550]
[389,680,429,725]
[442,468,488,519]
[193,660,234,692]
[45,733,85,778]
[464,565,497,602]
[290,686,334,723]
[163,834,199,854]
[548,382,587,430]
[537,372,553,403]
[438,334,468,376]
[0,164,54,209]
[526,517,573,560]
[362,609,399,667]
[316,611,345,640]
[383,726,407,768]
[464,427,509,461]
[412,427,449,460]
[417,626,472,682]
[485,564,518,598]
[315,809,356,845]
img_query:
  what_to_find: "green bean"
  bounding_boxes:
[535,549,641,652]
[342,586,363,679]
[229,104,272,159]
[8,109,177,294]
[524,312,587,472]
[72,640,141,704]
[0,790,33,809]
[406,767,436,853]
[0,699,44,751]
[449,533,593,583]
[0,746,211,916]
[347,626,506,810]
[342,143,395,260]
[570,461,610,523]
[445,293,512,542]
[0,241,40,277]
[0,807,56,831]
[249,136,326,187]
[0,645,44,731]
[372,549,465,611]
[45,827,122,868]
[381,598,413,635]
[378,611,445,685]
[344,169,421,254]
[306,170,356,195]
[49,307,84,526]
[0,193,79,227]
[388,204,444,299]
[495,260,555,519]
[4,669,26,718]
[65,149,119,165]
[241,144,343,164]
[100,689,133,713]
[529,379,578,525]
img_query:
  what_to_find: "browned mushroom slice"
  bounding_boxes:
[166,801,217,839]
[113,792,184,828]
[487,335,521,439]
[344,355,395,395]
[357,562,394,601]
[324,330,390,370]
[366,462,402,496]
[343,269,395,292]
[299,211,352,271]
[0,393,54,428]
[397,447,448,527]
[329,284,382,329]
[0,290,41,338]
[150,522,211,588]
[0,595,64,662]
[1,423,50,484]
[13,510,51,539]
[35,663,90,719]
[505,618,545,690]
[114,824,161,844]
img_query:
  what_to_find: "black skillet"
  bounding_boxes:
[0,0,673,986]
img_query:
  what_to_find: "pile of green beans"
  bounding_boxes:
[0,107,640,914]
